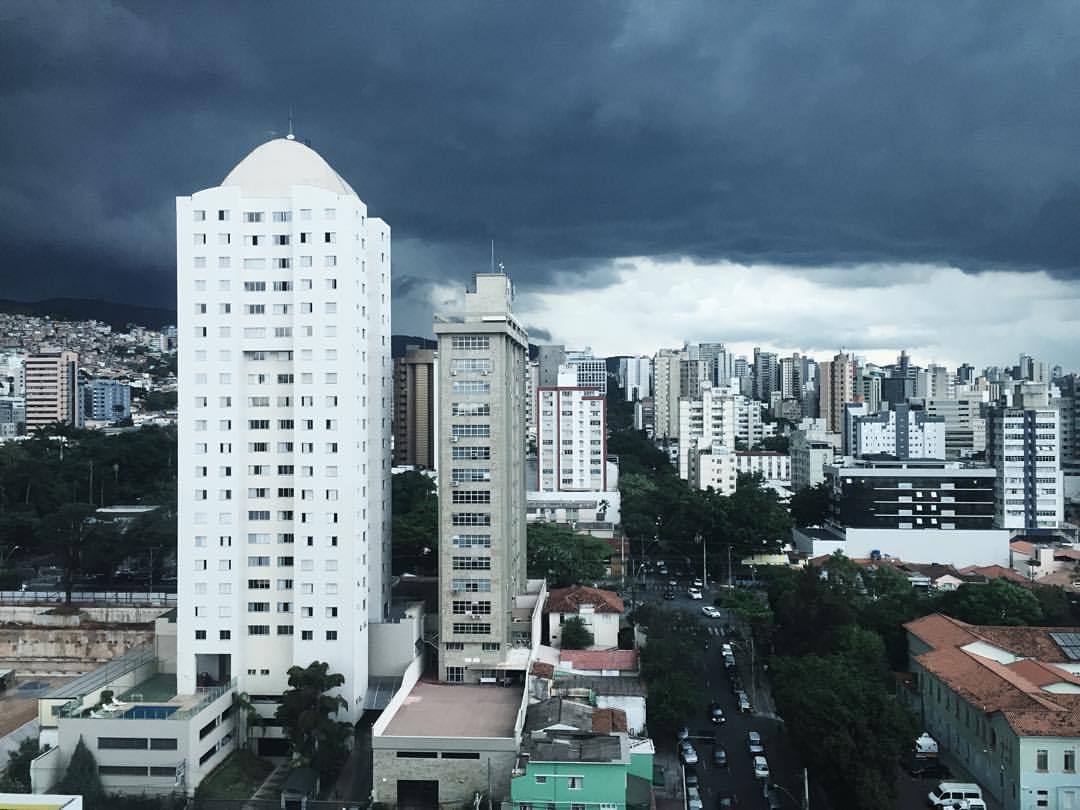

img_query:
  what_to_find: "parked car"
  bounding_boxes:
[723,653,736,668]
[692,577,704,588]
[677,727,690,741]
[680,743,699,766]
[687,787,703,810]
[702,606,722,619]
[716,797,738,809]
[713,746,728,767]
[752,755,770,780]
[747,731,764,754]
[669,578,678,587]
[663,590,676,601]
[684,769,699,790]
[688,588,703,600]
[909,761,952,779]
[737,691,751,713]
[927,782,983,808]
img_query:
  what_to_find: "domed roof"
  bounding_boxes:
[221,137,356,197]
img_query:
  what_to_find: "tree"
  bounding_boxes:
[276,662,351,780]
[938,579,1044,626]
[559,616,594,649]
[753,435,789,453]
[0,737,41,792]
[526,523,612,587]
[53,737,104,801]
[391,471,437,575]
[789,483,831,527]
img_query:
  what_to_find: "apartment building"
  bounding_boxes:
[25,350,81,429]
[537,366,606,492]
[677,382,737,481]
[176,136,391,720]
[393,345,437,469]
[987,400,1063,530]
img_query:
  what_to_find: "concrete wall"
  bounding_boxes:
[372,746,518,806]
[0,628,155,674]
[794,527,1010,568]
[0,607,167,625]
[369,603,424,678]
[596,695,646,736]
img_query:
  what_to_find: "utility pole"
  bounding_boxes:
[803,767,810,810]
[727,544,733,587]
[702,534,708,586]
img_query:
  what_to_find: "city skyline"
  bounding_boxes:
[4,3,1080,368]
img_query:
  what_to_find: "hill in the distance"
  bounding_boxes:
[0,298,176,330]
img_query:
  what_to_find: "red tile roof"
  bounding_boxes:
[531,662,555,679]
[546,585,625,615]
[956,564,1031,586]
[905,613,1080,737]
[559,649,638,672]
[1011,540,1037,557]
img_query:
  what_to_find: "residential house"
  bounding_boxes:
[546,586,624,649]
[557,650,638,678]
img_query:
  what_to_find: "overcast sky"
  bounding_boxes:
[3,1,1080,370]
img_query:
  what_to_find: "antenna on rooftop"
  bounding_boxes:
[490,239,495,274]
[287,106,296,141]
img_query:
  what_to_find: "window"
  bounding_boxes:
[535,776,548,785]
[1066,750,1076,773]
[195,630,206,640]
[452,513,491,526]
[452,446,491,460]
[452,490,491,504]
[326,630,338,640]
[452,622,491,635]
[566,777,583,790]
[248,625,270,636]
[452,556,491,570]
[451,578,491,593]
[452,424,490,438]
[450,358,492,373]
[301,630,313,640]
[98,737,147,750]
[100,766,149,776]
[219,630,231,640]
[446,667,464,683]
[1037,749,1049,772]
[453,380,491,394]
[452,534,491,549]
[150,738,178,750]
[451,335,490,350]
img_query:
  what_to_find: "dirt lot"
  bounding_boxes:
[0,675,74,736]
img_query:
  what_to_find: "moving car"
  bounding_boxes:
[752,755,770,780]
[688,587,703,600]
[723,652,736,668]
[687,787,703,810]
[680,742,699,766]
[747,731,764,754]
[721,642,733,655]
[684,769,699,790]
[663,590,676,601]
[710,705,726,725]
[677,727,690,741]
[701,605,722,619]
[713,746,727,767]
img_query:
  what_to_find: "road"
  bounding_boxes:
[628,571,808,809]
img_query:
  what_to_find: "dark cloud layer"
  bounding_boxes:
[3,1,1080,333]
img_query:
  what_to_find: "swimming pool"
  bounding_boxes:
[123,705,178,720]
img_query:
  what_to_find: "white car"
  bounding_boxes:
[680,743,699,766]
[692,578,704,588]
[688,588,703,600]
[753,755,770,780]
[701,606,722,619]
[747,731,764,754]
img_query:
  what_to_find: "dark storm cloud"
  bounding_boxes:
[3,0,1080,330]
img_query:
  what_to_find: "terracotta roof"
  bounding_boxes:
[1011,540,1037,556]
[1055,549,1080,561]
[906,613,1080,737]
[592,707,629,733]
[956,564,1031,586]
[559,649,638,672]
[546,585,625,615]
[531,661,555,679]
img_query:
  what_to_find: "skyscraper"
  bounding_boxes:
[818,352,857,434]
[176,137,391,719]
[393,345,437,469]
[435,273,529,683]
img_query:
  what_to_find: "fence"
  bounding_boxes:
[0,589,177,605]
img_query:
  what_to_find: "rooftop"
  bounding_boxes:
[906,613,1080,736]
[546,585,624,615]
[558,649,638,672]
[221,138,356,197]
[522,731,626,764]
[382,681,522,739]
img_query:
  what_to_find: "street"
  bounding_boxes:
[630,571,808,809]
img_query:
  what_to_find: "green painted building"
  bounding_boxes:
[510,732,655,810]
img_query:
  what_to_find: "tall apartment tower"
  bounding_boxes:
[537,365,606,492]
[434,274,529,684]
[24,350,81,429]
[393,345,437,469]
[653,348,685,440]
[176,137,391,719]
[987,397,1063,530]
[819,352,857,434]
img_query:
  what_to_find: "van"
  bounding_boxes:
[928,782,983,808]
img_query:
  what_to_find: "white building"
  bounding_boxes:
[537,366,607,492]
[566,349,607,396]
[652,348,684,440]
[618,356,652,401]
[926,395,989,459]
[176,137,391,722]
[790,429,836,490]
[0,349,25,396]
[735,451,791,484]
[677,382,737,481]
[695,444,738,494]
[847,404,947,460]
[988,402,1064,530]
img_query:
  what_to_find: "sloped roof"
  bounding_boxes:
[546,585,624,614]
[525,697,594,733]
[956,564,1031,585]
[222,138,356,197]
[592,707,629,734]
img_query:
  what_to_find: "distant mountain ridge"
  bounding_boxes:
[0,298,176,329]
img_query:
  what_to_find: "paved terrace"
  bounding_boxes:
[383,681,521,738]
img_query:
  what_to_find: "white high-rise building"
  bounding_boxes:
[653,348,685,440]
[566,348,606,395]
[987,399,1063,530]
[537,366,606,492]
[678,382,738,481]
[619,356,652,401]
[847,404,947,460]
[176,137,391,720]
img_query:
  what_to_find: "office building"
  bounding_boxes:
[83,379,132,422]
[679,357,710,401]
[24,350,81,429]
[697,342,730,385]
[753,348,779,403]
[818,352,857,434]
[537,366,606,492]
[566,348,607,396]
[435,273,530,683]
[987,399,1063,530]
[779,354,803,401]
[393,345,437,469]
[176,136,392,719]
[0,350,24,396]
[652,348,684,440]
[925,395,989,459]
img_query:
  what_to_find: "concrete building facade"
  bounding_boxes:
[393,345,437,469]
[537,367,606,492]
[25,350,81,429]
